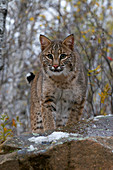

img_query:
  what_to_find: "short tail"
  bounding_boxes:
[26,72,35,84]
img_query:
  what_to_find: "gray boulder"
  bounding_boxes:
[0,115,113,170]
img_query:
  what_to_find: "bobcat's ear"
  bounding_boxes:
[40,35,51,51]
[62,34,74,51]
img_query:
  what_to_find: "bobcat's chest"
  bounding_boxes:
[55,88,74,112]
[55,89,74,125]
[43,80,74,126]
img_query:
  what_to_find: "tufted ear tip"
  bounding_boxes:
[62,34,74,51]
[40,35,51,51]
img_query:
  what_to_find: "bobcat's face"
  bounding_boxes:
[40,34,75,76]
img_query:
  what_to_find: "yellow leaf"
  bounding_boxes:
[106,48,110,52]
[103,47,106,51]
[98,38,101,44]
[39,14,46,19]
[5,117,9,121]
[109,6,112,9]
[77,8,80,12]
[98,93,101,97]
[99,83,111,104]
[108,44,113,47]
[92,29,95,33]
[95,2,99,6]
[88,65,101,73]
[104,83,111,92]
[4,127,7,133]
[29,17,34,21]
[82,35,86,39]
[57,16,60,20]
[96,65,101,70]
[77,1,81,5]
[74,5,77,8]
[12,119,17,127]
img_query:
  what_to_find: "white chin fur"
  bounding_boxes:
[49,70,63,76]
[47,67,69,76]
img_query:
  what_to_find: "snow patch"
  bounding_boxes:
[28,131,79,144]
[28,145,36,151]
[94,114,113,121]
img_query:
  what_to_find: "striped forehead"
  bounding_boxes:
[51,42,62,54]
[53,43,59,49]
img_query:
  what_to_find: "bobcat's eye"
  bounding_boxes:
[60,54,67,60]
[46,54,53,60]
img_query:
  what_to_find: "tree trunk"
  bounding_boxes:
[0,0,8,70]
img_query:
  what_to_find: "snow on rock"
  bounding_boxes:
[94,114,113,121]
[28,131,79,144]
[27,145,36,151]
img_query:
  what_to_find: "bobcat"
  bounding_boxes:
[30,34,87,133]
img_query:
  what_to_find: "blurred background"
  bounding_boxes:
[0,0,113,135]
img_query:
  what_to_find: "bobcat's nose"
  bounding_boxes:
[53,65,59,68]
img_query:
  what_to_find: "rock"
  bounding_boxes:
[0,115,113,170]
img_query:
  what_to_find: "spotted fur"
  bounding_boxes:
[30,34,87,133]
